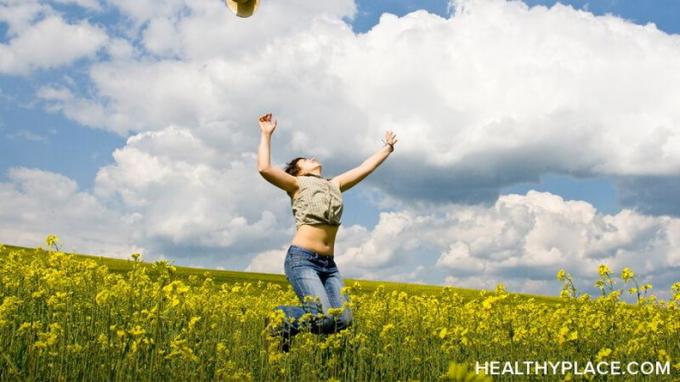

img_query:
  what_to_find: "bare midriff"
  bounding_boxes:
[288,185,339,256]
[291,224,339,256]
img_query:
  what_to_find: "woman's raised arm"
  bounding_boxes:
[256,113,298,193]
[332,130,397,192]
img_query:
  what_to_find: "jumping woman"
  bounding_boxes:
[256,112,397,351]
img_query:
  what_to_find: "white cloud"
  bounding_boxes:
[0,1,48,36]
[0,15,108,74]
[0,167,144,258]
[45,0,680,183]
[0,127,297,263]
[336,211,415,269]
[105,0,356,59]
[244,246,287,274]
[91,125,295,251]
[105,38,136,60]
[437,242,486,275]
[0,125,297,264]
[142,17,182,57]
[325,191,679,300]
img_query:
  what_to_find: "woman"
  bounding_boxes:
[256,112,397,350]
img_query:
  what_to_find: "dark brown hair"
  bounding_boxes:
[284,157,305,176]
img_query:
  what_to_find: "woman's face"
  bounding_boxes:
[298,157,322,175]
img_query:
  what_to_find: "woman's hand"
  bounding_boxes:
[382,130,398,151]
[258,113,277,136]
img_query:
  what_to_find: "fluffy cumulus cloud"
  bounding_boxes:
[2,0,680,298]
[91,125,295,257]
[0,167,144,258]
[0,125,299,269]
[0,2,108,74]
[0,1,47,36]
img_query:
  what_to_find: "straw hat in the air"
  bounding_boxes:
[224,0,260,18]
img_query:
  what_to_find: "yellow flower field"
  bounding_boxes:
[0,236,678,381]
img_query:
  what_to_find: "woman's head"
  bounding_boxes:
[284,156,322,176]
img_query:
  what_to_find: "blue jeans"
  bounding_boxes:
[273,244,353,337]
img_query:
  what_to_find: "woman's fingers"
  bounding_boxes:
[385,130,397,143]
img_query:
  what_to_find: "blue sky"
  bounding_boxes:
[1,0,679,298]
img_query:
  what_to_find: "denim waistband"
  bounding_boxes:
[288,244,334,259]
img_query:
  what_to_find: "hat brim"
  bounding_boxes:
[225,0,260,18]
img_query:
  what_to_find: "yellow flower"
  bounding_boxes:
[97,334,108,348]
[620,267,635,281]
[380,323,395,338]
[672,282,680,300]
[657,349,670,363]
[95,290,110,305]
[556,269,566,281]
[598,264,610,277]
[442,362,492,381]
[66,344,83,353]
[595,347,612,362]
[569,330,578,341]
[0,296,22,328]
[557,326,577,345]
[45,234,60,250]
[128,325,146,336]
[18,322,32,333]
[187,316,201,331]
[302,295,322,307]
[216,342,226,354]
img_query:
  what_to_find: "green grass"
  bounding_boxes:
[0,242,562,305]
